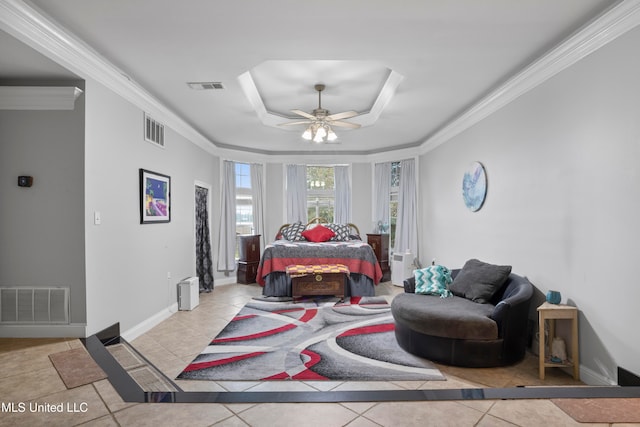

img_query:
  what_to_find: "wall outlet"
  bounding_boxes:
[167,272,171,279]
[94,211,101,225]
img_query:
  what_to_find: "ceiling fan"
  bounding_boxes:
[279,84,361,143]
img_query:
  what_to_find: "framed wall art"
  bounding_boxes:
[462,161,487,212]
[140,168,171,223]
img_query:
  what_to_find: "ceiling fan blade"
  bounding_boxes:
[291,109,316,120]
[331,121,361,129]
[278,120,312,127]
[326,111,359,121]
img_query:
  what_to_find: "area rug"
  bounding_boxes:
[49,347,107,389]
[552,398,640,423]
[177,296,445,382]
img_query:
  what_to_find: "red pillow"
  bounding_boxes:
[301,224,335,242]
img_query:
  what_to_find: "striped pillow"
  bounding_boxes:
[281,222,306,241]
[327,223,351,241]
[414,265,453,298]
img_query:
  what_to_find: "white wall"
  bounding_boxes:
[83,79,220,337]
[0,82,86,331]
[419,26,640,383]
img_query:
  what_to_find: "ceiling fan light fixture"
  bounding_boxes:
[313,129,324,143]
[316,126,327,139]
[327,128,337,142]
[302,128,312,140]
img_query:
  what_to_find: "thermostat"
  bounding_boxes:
[18,176,33,187]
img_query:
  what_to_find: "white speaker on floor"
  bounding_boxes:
[178,277,199,310]
[391,252,414,287]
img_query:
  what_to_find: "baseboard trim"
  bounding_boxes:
[0,323,86,338]
[581,364,617,386]
[215,277,237,286]
[121,280,243,341]
[121,302,178,342]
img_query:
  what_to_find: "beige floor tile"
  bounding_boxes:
[487,399,609,427]
[303,380,344,391]
[114,402,233,427]
[223,402,259,414]
[361,401,484,427]
[237,402,359,427]
[212,414,252,426]
[0,366,67,403]
[0,339,72,379]
[345,415,384,427]
[92,378,138,413]
[217,381,261,392]
[340,401,379,414]
[175,378,227,391]
[330,380,406,392]
[0,384,109,427]
[247,380,318,392]
[76,414,120,426]
[476,414,519,426]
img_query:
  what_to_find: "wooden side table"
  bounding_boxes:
[537,302,579,380]
[237,234,260,284]
[366,233,390,282]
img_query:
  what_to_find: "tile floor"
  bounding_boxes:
[0,282,635,426]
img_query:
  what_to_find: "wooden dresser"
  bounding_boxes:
[237,234,260,284]
[366,233,391,282]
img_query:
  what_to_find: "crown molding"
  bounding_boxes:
[0,85,82,110]
[3,1,639,158]
[420,0,640,155]
[0,0,218,155]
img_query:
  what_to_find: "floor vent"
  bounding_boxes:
[144,113,165,148]
[0,287,69,324]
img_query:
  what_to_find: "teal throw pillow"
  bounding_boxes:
[414,265,453,298]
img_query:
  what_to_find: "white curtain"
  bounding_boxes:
[217,160,236,272]
[334,165,351,224]
[395,158,418,258]
[374,162,391,230]
[286,164,307,223]
[250,163,265,249]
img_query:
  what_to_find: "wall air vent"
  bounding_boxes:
[0,287,69,324]
[144,113,165,148]
[187,82,224,90]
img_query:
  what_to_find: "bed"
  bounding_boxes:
[256,218,383,297]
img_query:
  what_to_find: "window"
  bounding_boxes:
[235,162,253,237]
[389,161,401,249]
[306,166,335,222]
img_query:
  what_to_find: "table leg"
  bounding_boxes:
[572,314,580,380]
[539,313,545,380]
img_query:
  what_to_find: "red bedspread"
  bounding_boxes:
[256,240,383,286]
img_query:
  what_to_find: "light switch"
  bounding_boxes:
[94,211,101,225]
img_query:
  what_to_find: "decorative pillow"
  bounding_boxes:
[301,224,335,242]
[327,223,351,241]
[449,259,512,303]
[414,265,453,298]
[281,222,306,241]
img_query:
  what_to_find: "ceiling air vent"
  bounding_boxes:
[187,81,224,90]
[144,113,165,148]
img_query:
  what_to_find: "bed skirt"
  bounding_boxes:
[262,272,375,297]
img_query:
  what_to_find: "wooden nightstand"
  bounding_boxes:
[366,233,390,282]
[537,302,579,380]
[237,235,260,284]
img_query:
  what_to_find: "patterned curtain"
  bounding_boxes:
[195,186,214,291]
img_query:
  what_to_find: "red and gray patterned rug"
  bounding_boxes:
[177,296,445,382]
